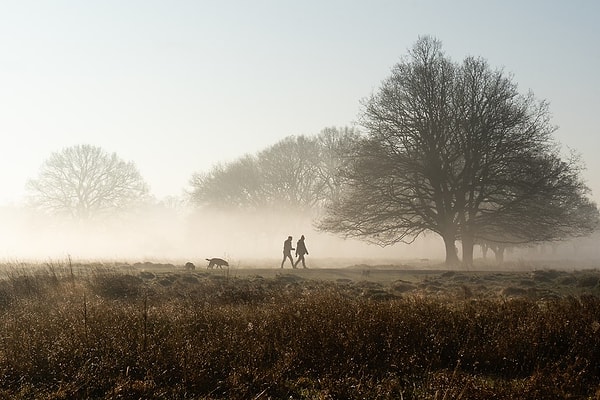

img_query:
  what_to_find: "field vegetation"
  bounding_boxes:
[0,261,599,399]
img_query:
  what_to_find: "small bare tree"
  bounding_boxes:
[27,144,149,219]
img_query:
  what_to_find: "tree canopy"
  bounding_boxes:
[27,144,149,220]
[189,127,360,214]
[318,36,598,267]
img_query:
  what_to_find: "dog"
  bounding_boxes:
[184,262,196,271]
[206,257,229,269]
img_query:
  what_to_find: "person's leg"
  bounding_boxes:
[281,254,286,268]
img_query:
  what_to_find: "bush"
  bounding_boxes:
[91,272,145,299]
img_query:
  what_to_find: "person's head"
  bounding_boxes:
[300,235,305,240]
[288,236,292,240]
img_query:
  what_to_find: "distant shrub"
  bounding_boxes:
[91,273,145,299]
[391,280,415,293]
[180,275,199,284]
[0,283,12,309]
[139,271,156,280]
[559,276,578,285]
[501,286,528,297]
[577,275,599,288]
[532,270,557,282]
[1,269,62,299]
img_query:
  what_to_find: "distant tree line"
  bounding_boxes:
[188,127,359,214]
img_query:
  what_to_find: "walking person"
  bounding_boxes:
[281,236,295,268]
[294,235,309,268]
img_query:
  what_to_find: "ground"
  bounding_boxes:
[125,258,600,300]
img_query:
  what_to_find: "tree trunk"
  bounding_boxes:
[442,234,460,266]
[481,243,488,260]
[493,245,505,264]
[461,233,474,269]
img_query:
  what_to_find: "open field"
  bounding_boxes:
[123,258,600,300]
[1,260,599,399]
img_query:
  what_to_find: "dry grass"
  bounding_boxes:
[0,261,599,399]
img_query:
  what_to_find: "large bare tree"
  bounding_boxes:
[319,36,598,267]
[27,144,149,219]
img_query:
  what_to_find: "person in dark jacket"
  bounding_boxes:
[281,236,295,268]
[294,235,309,269]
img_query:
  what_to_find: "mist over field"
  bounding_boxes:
[2,202,599,268]
[0,205,443,265]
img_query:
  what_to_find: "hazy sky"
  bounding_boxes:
[1,1,599,205]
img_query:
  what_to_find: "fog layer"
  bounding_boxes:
[3,204,598,267]
[0,205,443,266]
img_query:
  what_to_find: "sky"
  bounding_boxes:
[1,0,599,206]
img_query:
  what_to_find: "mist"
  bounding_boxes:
[3,201,600,269]
[0,203,446,267]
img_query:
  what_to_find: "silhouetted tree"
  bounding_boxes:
[450,57,599,266]
[190,155,264,209]
[315,127,361,207]
[476,176,599,265]
[27,144,149,219]
[189,127,360,213]
[257,135,322,211]
[319,36,598,267]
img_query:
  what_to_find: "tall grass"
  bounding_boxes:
[0,264,599,399]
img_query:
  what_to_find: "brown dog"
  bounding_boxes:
[184,262,196,270]
[206,258,229,269]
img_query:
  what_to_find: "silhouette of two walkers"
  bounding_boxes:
[280,235,309,269]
